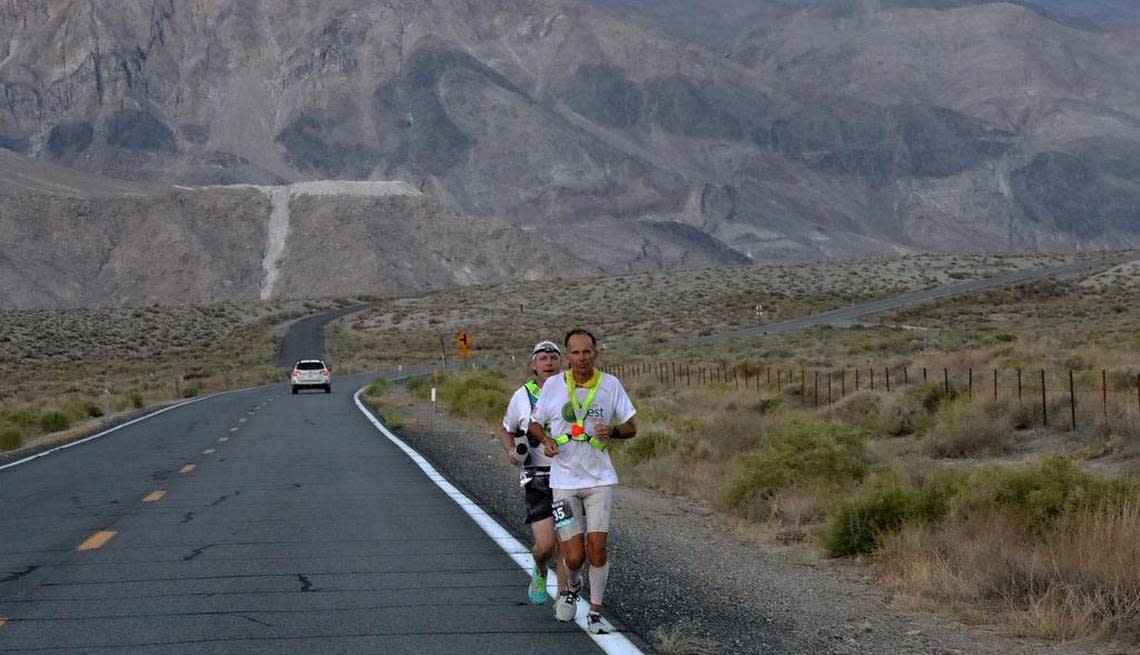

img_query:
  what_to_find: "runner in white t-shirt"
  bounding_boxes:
[529,329,637,634]
[497,340,569,605]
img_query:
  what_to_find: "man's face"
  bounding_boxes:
[566,334,597,376]
[531,351,562,380]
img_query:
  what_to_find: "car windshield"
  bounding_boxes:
[296,361,325,371]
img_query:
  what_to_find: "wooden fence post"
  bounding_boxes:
[1102,369,1108,420]
[1070,369,1077,431]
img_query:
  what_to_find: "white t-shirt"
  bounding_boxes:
[532,371,637,489]
[502,383,554,467]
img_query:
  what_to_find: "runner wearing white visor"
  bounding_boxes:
[498,340,569,604]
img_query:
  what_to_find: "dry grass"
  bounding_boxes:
[879,502,1140,640]
[649,624,721,655]
[924,398,1017,458]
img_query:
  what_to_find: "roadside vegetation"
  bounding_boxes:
[0,299,348,454]
[380,254,1140,644]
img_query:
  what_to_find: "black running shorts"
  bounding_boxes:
[524,473,554,525]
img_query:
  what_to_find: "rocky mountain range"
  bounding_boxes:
[2,0,1139,307]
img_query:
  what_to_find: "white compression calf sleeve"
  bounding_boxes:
[589,562,610,606]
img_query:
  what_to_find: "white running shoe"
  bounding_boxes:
[554,585,580,622]
[587,612,614,634]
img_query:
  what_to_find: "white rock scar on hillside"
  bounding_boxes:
[181,181,422,300]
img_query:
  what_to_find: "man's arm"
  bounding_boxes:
[499,427,522,464]
[528,420,558,457]
[596,417,636,440]
[500,390,528,465]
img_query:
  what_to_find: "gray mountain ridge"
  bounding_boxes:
[1,0,1139,307]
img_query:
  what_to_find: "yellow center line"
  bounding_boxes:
[229,427,239,433]
[77,530,117,551]
[0,616,7,627]
[218,436,230,443]
[179,464,196,474]
[239,417,247,423]
[142,490,166,503]
[202,448,215,455]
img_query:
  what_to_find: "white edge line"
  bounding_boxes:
[353,386,644,655]
[0,393,222,472]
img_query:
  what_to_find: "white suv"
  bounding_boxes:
[291,359,331,394]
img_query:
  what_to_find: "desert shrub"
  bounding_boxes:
[749,395,783,415]
[964,456,1137,530]
[442,376,509,423]
[0,426,21,451]
[878,394,931,437]
[128,391,144,409]
[925,398,1014,458]
[915,382,956,413]
[366,378,390,397]
[83,403,104,418]
[833,390,931,437]
[2,408,39,429]
[825,469,966,557]
[623,428,678,464]
[826,479,913,557]
[405,376,432,398]
[826,391,881,426]
[721,420,870,520]
[38,411,71,433]
[181,385,199,398]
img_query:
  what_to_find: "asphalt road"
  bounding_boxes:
[275,304,373,367]
[0,376,610,654]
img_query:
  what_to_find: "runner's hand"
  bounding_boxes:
[544,439,559,457]
[595,424,614,439]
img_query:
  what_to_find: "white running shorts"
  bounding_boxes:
[552,485,614,540]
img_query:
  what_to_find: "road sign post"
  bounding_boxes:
[456,331,473,361]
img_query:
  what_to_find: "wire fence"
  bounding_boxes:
[606,362,1140,432]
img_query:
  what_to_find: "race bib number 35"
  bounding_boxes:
[551,498,576,530]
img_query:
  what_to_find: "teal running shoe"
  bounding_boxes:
[528,569,548,604]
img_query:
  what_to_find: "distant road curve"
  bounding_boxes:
[275,302,373,367]
[277,254,1136,362]
[673,252,1137,347]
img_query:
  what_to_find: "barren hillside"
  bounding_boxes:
[2,0,1140,307]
